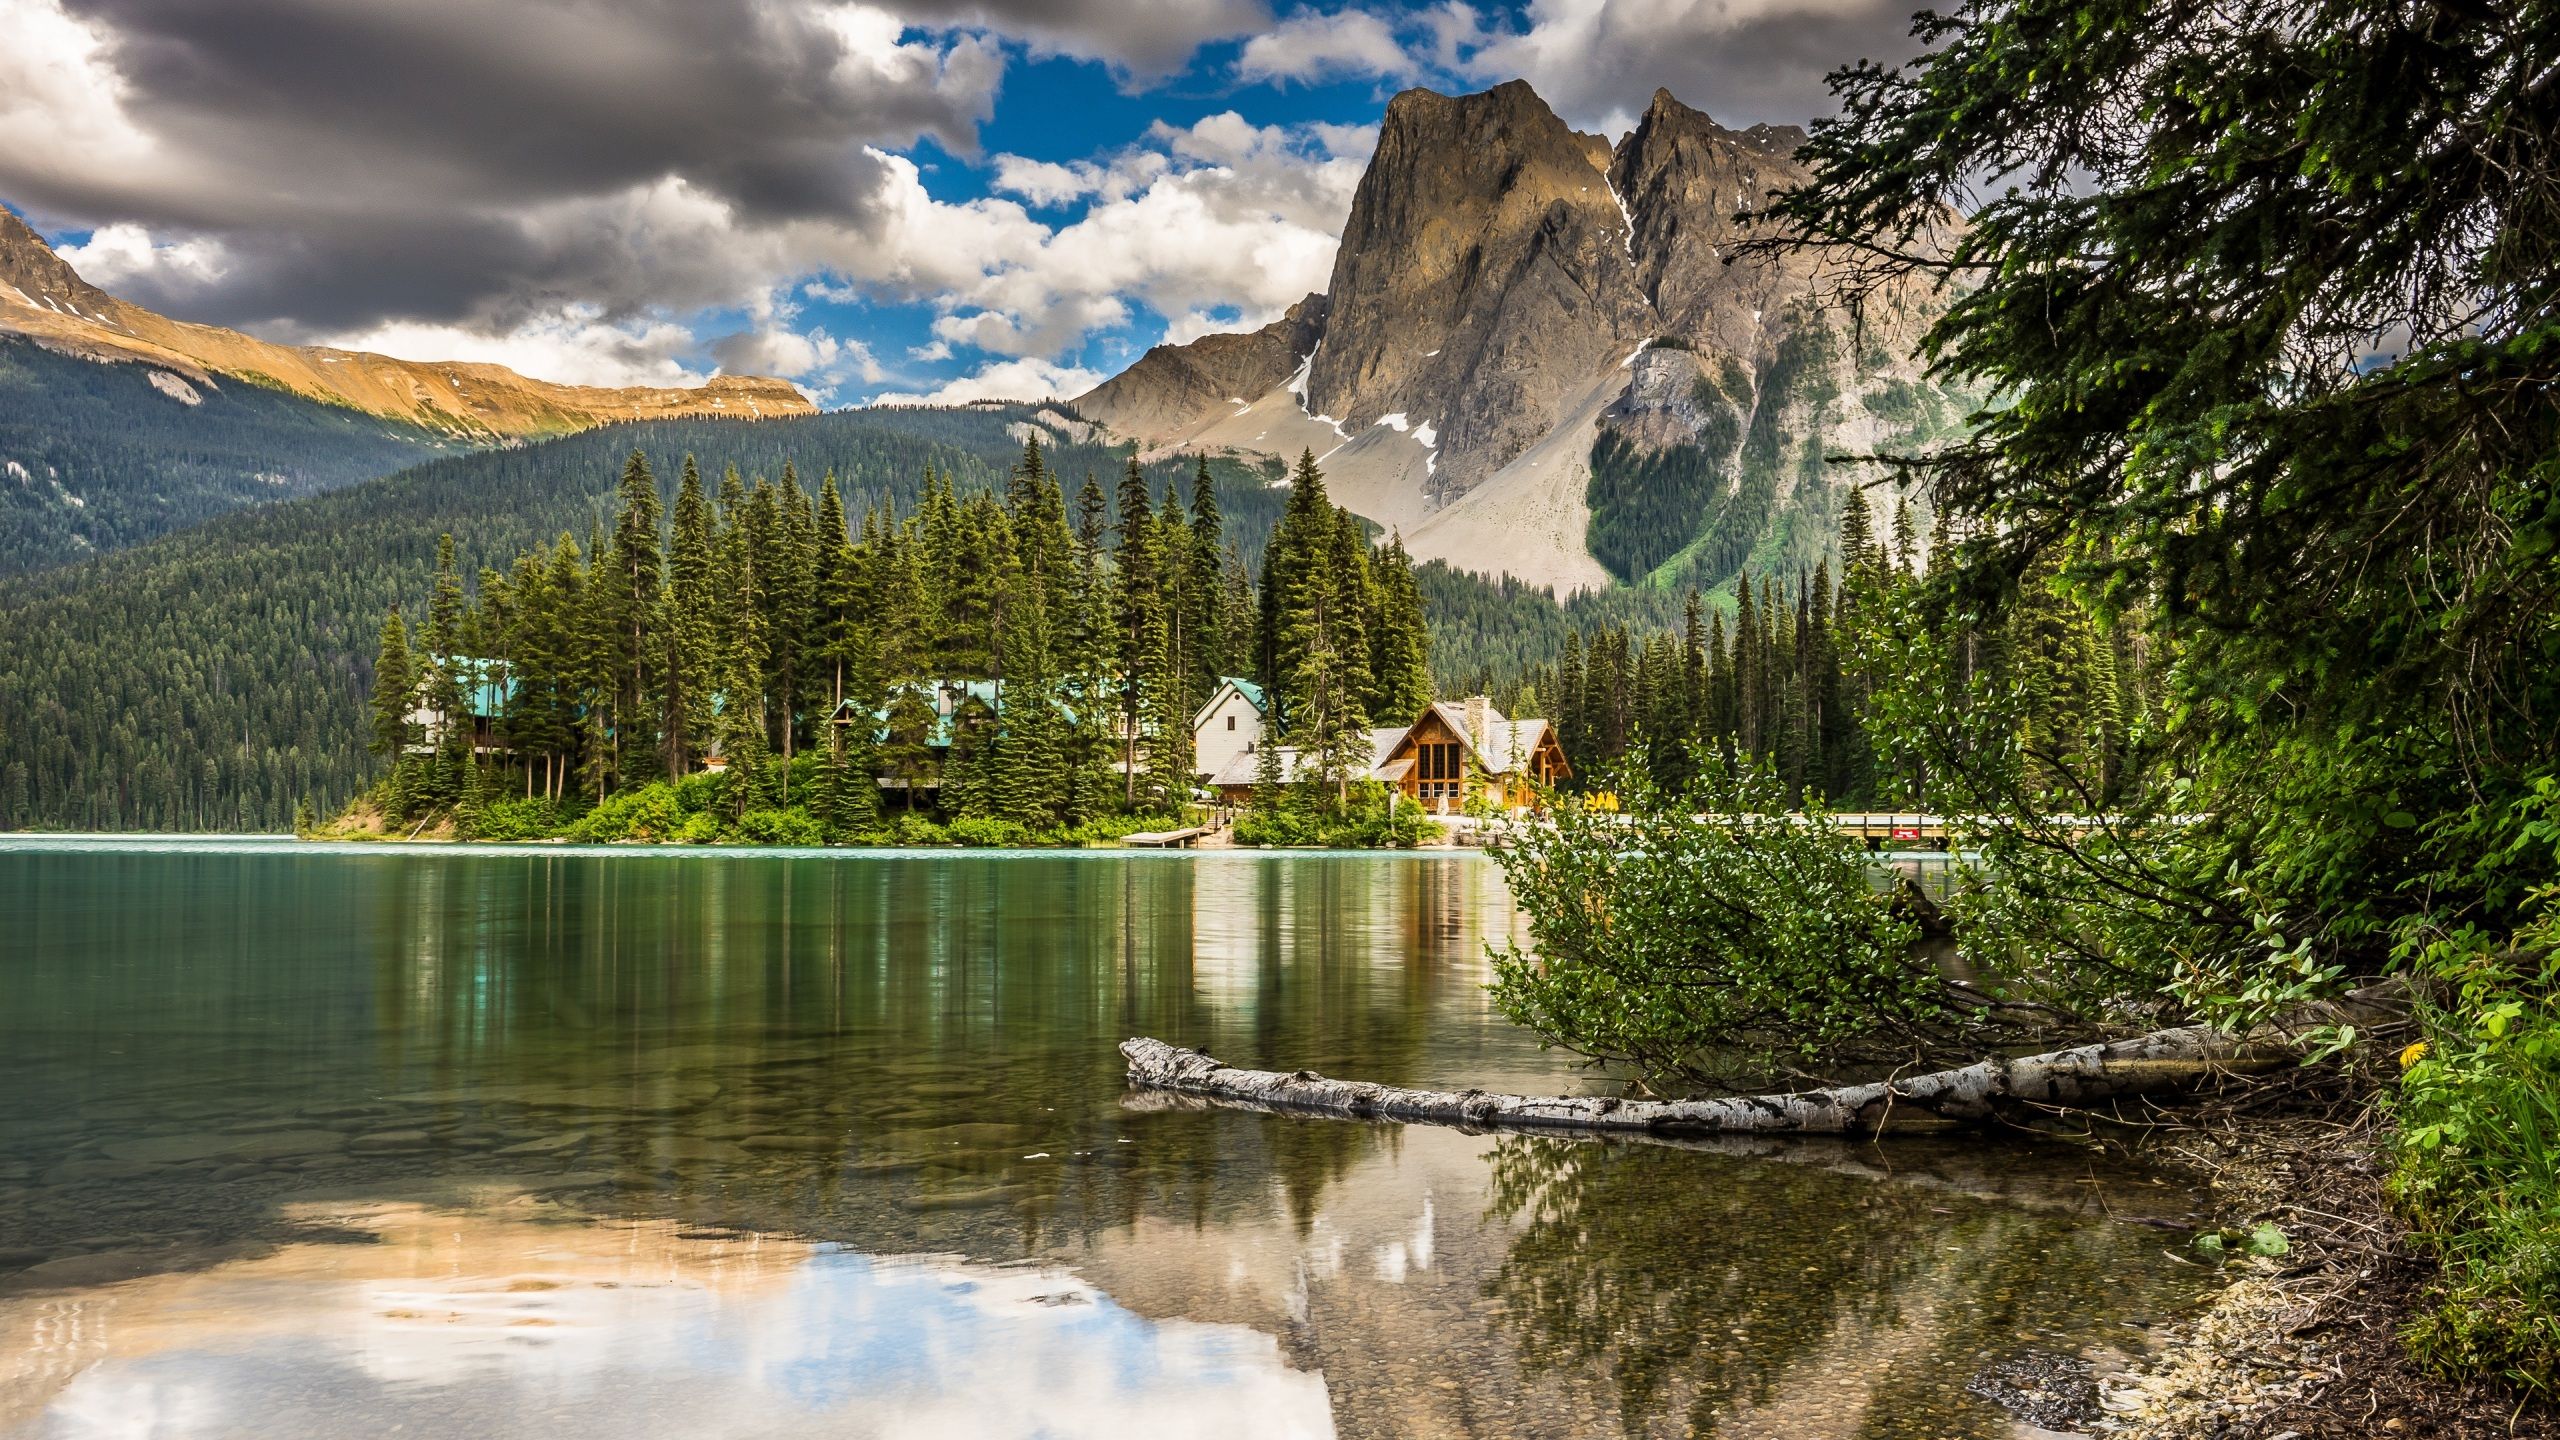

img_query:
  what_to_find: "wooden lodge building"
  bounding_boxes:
[1199,688,1568,815]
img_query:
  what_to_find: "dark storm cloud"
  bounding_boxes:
[1648,2,1925,127]
[893,0,1268,77]
[1445,0,1927,132]
[6,0,1003,332]
[71,0,987,213]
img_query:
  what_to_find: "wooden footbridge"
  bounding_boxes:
[1122,825,1214,849]
[1828,813,1956,846]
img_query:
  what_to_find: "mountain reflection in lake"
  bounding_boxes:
[0,840,2211,1438]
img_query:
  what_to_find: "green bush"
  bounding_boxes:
[1054,811,1184,845]
[734,806,823,846]
[673,771,728,815]
[1234,783,1433,848]
[566,784,684,842]
[1487,750,1950,1091]
[2391,899,2560,1394]
[674,812,721,844]
[891,813,950,846]
[472,796,561,841]
[944,815,1032,848]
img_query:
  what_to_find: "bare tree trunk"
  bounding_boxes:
[1120,987,2401,1138]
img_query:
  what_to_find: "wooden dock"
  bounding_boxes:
[1121,826,1212,849]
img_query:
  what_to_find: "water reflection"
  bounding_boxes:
[1,841,2208,1439]
[0,1200,1333,1439]
[1481,1136,2192,1438]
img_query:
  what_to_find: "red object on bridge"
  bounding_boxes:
[1891,826,1921,840]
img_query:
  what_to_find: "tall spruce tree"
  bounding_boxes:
[605,450,663,783]
[662,457,718,778]
[1111,460,1170,807]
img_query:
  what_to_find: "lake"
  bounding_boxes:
[0,838,2210,1438]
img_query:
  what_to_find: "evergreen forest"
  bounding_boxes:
[357,441,1430,847]
[0,407,1280,830]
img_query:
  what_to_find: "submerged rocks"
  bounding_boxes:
[102,1130,343,1165]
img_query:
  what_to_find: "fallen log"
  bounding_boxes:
[1119,987,2403,1138]
[1122,1088,2198,1222]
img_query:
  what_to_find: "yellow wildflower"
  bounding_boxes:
[2398,1040,2429,1070]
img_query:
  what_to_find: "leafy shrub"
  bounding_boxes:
[734,806,823,846]
[1487,750,1943,1091]
[943,815,1032,848]
[674,812,722,844]
[1050,812,1183,846]
[1234,782,1434,848]
[566,784,686,842]
[472,797,561,841]
[891,813,951,846]
[673,771,728,815]
[2391,892,2560,1393]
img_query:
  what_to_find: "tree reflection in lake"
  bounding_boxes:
[3,841,2207,1440]
[1482,1134,2202,1438]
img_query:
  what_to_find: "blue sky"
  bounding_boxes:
[1,1,1913,406]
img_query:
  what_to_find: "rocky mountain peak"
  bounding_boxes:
[1071,77,1959,594]
[1610,90,1814,352]
[1070,292,1327,441]
[0,208,120,321]
[1306,80,1652,496]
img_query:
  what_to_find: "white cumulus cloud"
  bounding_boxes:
[316,307,709,390]
[869,356,1107,406]
[1235,9,1419,85]
[55,222,229,293]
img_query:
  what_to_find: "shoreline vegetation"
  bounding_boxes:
[1281,0,2553,1427]
[1402,0,2560,1414]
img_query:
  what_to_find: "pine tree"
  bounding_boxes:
[1185,458,1230,694]
[1367,533,1433,722]
[662,457,718,778]
[769,463,819,779]
[1556,629,1586,771]
[1262,456,1370,810]
[992,600,1064,828]
[421,534,470,805]
[605,450,663,784]
[715,481,772,813]
[368,610,414,759]
[1112,459,1169,808]
[879,682,938,810]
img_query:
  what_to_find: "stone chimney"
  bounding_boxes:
[1463,695,1489,745]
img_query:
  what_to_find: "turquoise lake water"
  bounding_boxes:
[0,838,2209,1438]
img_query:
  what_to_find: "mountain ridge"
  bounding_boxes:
[0,207,813,440]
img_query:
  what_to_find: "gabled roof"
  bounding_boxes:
[1204,727,1410,790]
[1192,676,1268,732]
[1396,700,1561,777]
[829,678,1021,749]
[1476,717,1558,776]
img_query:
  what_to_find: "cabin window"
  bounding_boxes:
[1226,716,1236,731]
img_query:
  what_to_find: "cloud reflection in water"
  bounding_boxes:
[4,1201,1334,1440]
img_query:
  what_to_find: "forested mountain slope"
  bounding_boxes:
[0,405,1284,830]
[0,338,461,576]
